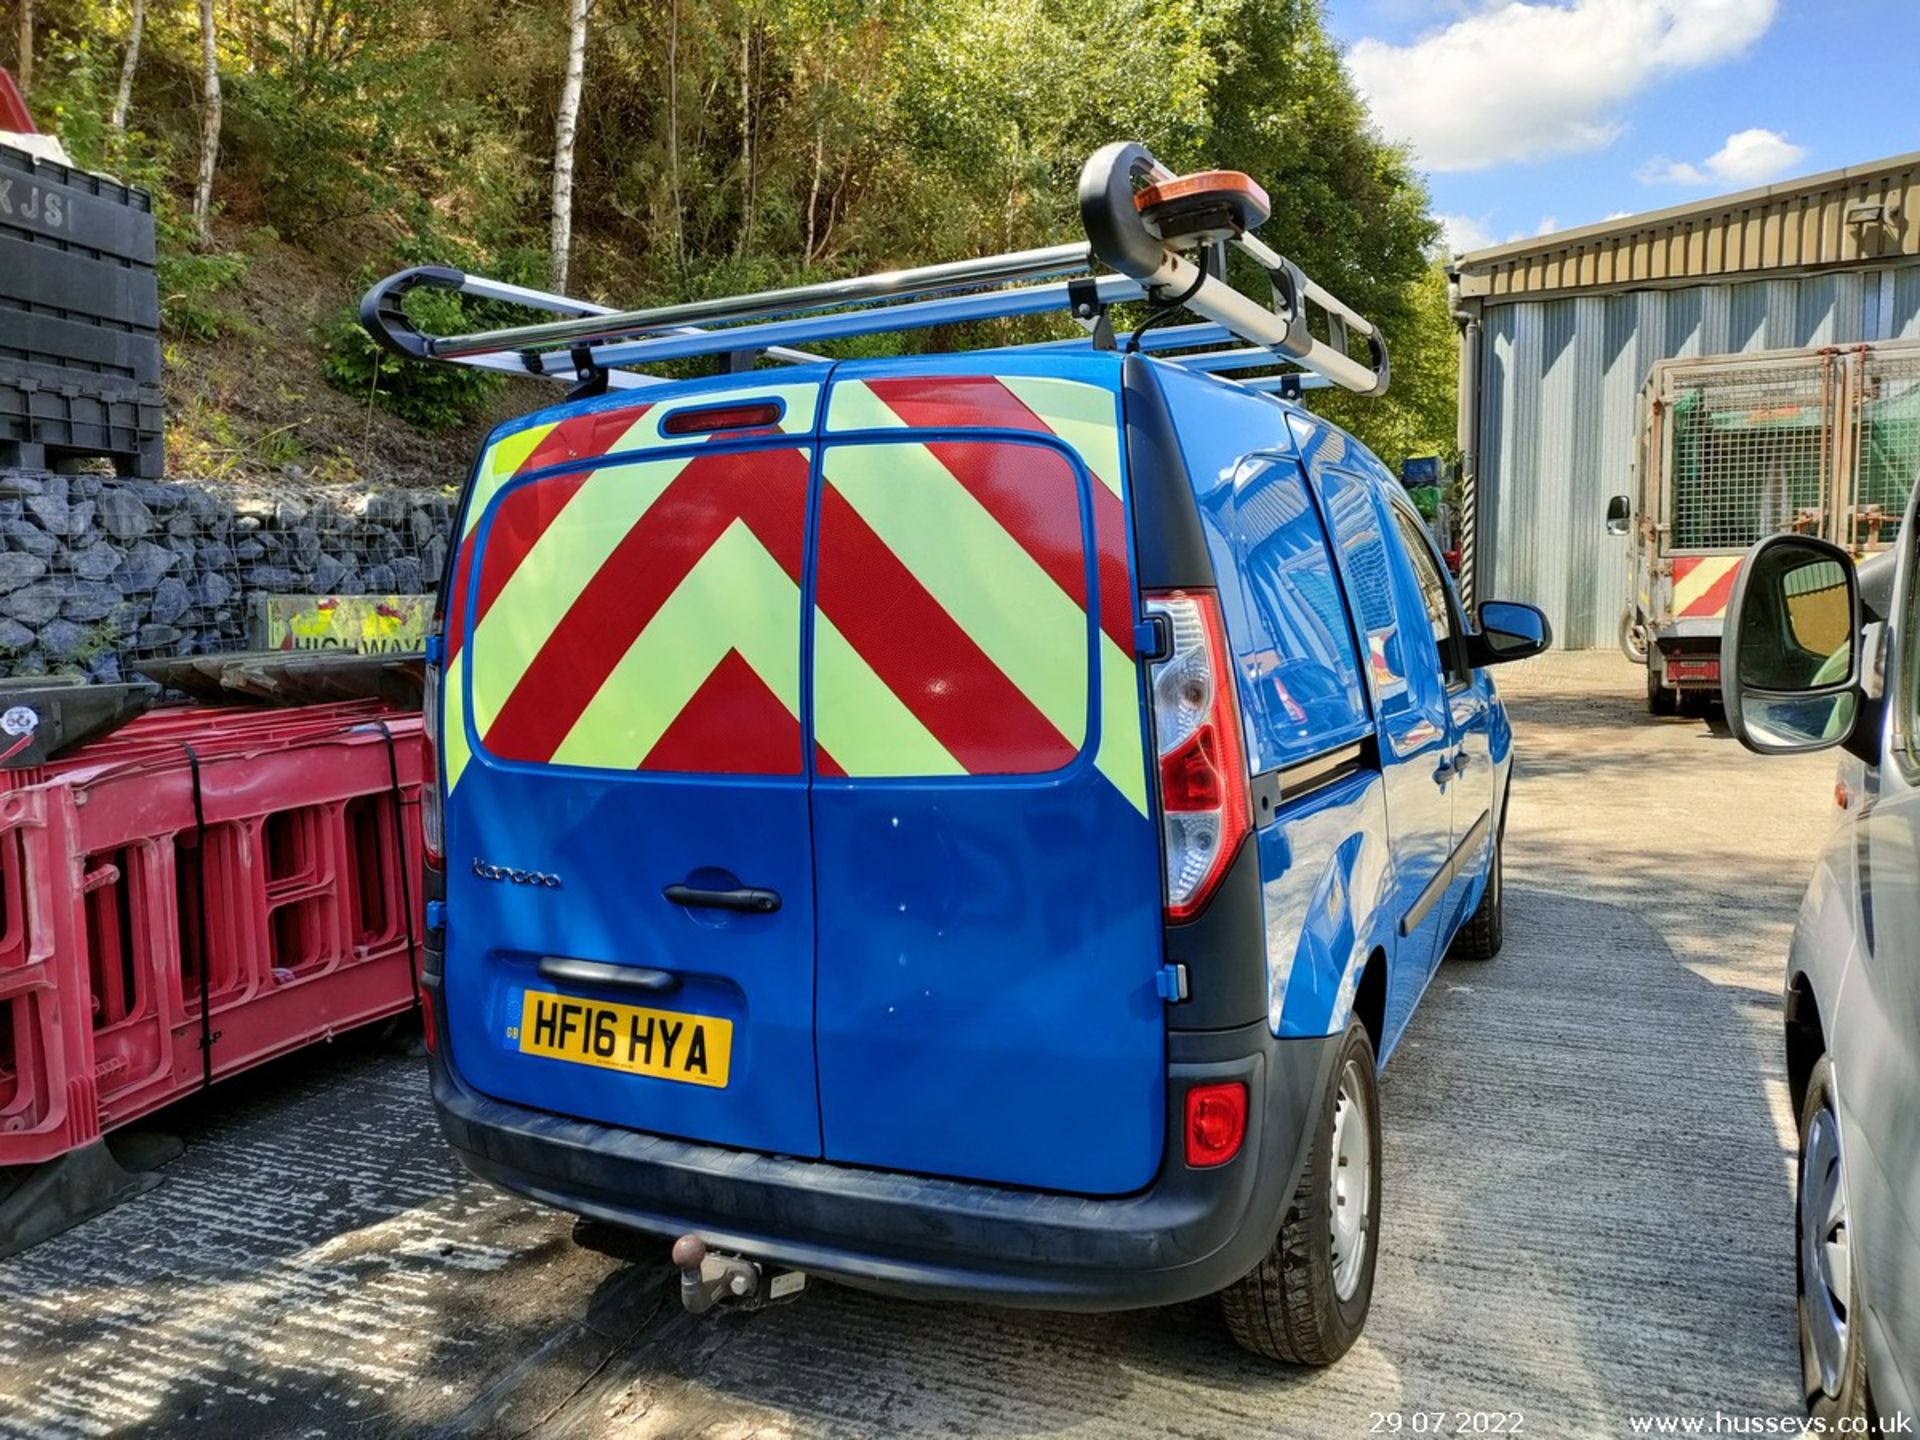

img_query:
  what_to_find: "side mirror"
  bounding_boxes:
[1468,600,1552,668]
[1605,494,1631,536]
[1721,535,1867,756]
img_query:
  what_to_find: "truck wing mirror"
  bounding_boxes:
[1468,600,1552,668]
[1721,535,1871,757]
[1605,494,1631,536]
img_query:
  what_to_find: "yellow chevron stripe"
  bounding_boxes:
[825,444,1088,749]
[1672,555,1740,615]
[443,649,472,793]
[1095,637,1148,815]
[813,610,966,776]
[550,521,803,769]
[998,376,1123,498]
[463,423,557,540]
[466,456,694,739]
[821,380,910,433]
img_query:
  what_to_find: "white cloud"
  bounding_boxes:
[1638,127,1809,186]
[1438,211,1500,252]
[1348,0,1778,173]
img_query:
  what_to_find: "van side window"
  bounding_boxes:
[1387,501,1464,683]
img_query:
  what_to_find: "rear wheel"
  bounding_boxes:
[1647,663,1678,716]
[1449,825,1504,961]
[1220,1020,1380,1366]
[1619,607,1648,665]
[1798,1056,1876,1427]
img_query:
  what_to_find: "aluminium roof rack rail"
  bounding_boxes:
[359,141,1389,399]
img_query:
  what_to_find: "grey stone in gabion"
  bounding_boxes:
[312,554,347,593]
[116,541,177,593]
[68,500,96,537]
[73,543,124,582]
[424,535,448,574]
[165,535,196,561]
[410,508,437,548]
[357,492,407,522]
[334,568,366,596]
[235,538,265,562]
[134,481,187,512]
[96,488,156,540]
[85,652,122,683]
[13,650,47,676]
[0,552,48,595]
[234,498,274,523]
[166,510,198,539]
[0,473,43,498]
[0,618,33,652]
[250,564,303,592]
[2,583,61,626]
[391,557,423,594]
[25,490,70,536]
[37,618,90,660]
[0,499,21,525]
[197,540,234,570]
[275,500,309,528]
[136,623,181,651]
[234,514,262,534]
[292,527,322,564]
[74,475,102,500]
[194,572,234,609]
[5,519,55,558]
[107,600,144,635]
[58,580,120,623]
[364,562,396,593]
[150,577,192,625]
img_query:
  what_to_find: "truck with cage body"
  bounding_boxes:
[1609,339,1920,715]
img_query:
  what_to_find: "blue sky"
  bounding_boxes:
[1324,0,1920,253]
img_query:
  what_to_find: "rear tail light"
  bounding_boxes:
[420,631,445,870]
[1185,1081,1248,1166]
[1144,590,1250,921]
[419,991,438,1054]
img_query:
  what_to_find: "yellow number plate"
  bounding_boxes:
[516,990,732,1088]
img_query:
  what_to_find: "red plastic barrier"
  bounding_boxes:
[0,704,424,1167]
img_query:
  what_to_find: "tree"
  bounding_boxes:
[15,0,31,96]
[549,0,593,291]
[110,0,146,134]
[192,0,221,243]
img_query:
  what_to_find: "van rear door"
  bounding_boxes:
[440,380,824,1159]
[809,361,1165,1196]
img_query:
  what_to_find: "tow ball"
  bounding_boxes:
[671,1234,807,1315]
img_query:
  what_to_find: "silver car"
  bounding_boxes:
[1723,512,1920,1427]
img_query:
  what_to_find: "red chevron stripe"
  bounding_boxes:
[639,649,801,773]
[472,472,590,632]
[863,376,1132,654]
[1680,561,1741,619]
[519,403,654,473]
[815,483,1077,774]
[480,448,811,762]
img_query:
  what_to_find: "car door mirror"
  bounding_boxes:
[1721,535,1865,756]
[1468,600,1552,667]
[1605,494,1631,536]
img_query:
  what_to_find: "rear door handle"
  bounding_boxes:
[663,883,781,914]
[538,956,680,995]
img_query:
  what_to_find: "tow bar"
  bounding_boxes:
[671,1234,807,1315]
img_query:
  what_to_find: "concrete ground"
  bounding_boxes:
[0,652,1838,1439]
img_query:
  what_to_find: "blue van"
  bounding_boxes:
[365,144,1550,1364]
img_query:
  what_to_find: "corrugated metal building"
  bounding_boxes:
[1451,149,1920,648]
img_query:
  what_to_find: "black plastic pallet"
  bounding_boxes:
[0,144,163,477]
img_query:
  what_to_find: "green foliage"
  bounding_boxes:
[16,0,1451,454]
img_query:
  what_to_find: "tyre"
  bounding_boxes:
[1220,1019,1380,1366]
[1619,608,1648,666]
[1798,1055,1876,1426]
[1647,663,1677,716]
[1449,823,1504,961]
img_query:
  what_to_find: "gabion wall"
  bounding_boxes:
[0,469,455,681]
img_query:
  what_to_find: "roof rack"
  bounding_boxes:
[359,142,1390,399]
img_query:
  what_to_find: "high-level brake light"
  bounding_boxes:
[1144,590,1250,921]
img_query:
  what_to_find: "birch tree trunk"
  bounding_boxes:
[548,0,592,292]
[16,0,32,96]
[734,15,753,257]
[666,0,683,282]
[191,0,220,243]
[110,0,147,134]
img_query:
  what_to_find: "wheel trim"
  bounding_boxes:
[1328,1057,1373,1303]
[1800,1105,1850,1398]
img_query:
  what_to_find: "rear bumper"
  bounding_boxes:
[1651,628,1723,689]
[424,957,1340,1311]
